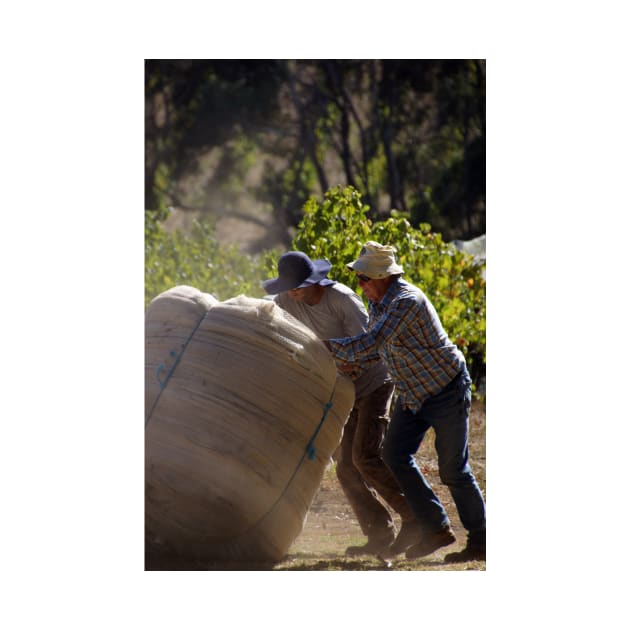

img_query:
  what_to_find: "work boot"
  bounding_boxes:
[405,526,456,559]
[444,530,485,563]
[388,519,425,555]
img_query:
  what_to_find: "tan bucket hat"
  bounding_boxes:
[347,241,404,279]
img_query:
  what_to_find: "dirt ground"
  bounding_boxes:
[145,399,485,572]
[275,398,486,571]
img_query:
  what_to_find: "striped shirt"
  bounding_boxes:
[327,278,466,411]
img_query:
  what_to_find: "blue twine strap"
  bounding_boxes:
[305,400,334,461]
[156,349,181,390]
[145,311,207,427]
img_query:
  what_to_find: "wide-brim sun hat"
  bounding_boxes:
[263,251,335,294]
[347,241,404,279]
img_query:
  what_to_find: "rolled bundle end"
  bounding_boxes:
[145,286,354,564]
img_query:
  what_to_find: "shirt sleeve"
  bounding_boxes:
[328,296,414,363]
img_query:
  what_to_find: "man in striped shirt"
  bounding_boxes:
[325,241,486,562]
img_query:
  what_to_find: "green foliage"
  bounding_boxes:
[144,183,485,390]
[292,186,371,286]
[290,185,486,379]
[145,219,274,306]
[145,206,171,243]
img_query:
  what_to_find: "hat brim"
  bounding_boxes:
[263,259,334,294]
[347,259,404,279]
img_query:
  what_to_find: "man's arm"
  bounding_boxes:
[327,297,415,363]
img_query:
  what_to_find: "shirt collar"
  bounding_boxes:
[371,276,405,310]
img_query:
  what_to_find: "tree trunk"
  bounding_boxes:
[285,63,329,194]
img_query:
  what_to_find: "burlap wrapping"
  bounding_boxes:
[145,285,355,563]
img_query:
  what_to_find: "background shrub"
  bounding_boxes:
[289,186,486,390]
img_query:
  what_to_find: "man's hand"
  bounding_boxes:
[337,362,361,379]
[323,340,359,378]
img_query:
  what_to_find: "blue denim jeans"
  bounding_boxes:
[381,370,486,535]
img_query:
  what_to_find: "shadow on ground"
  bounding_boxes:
[145,548,457,572]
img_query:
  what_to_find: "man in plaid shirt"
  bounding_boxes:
[325,241,486,562]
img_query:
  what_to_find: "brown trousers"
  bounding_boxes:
[334,382,415,544]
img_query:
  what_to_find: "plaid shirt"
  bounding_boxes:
[327,278,466,411]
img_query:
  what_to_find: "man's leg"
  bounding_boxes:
[352,383,415,524]
[381,398,450,531]
[419,371,486,561]
[334,405,395,554]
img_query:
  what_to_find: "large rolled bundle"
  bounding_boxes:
[145,285,355,564]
